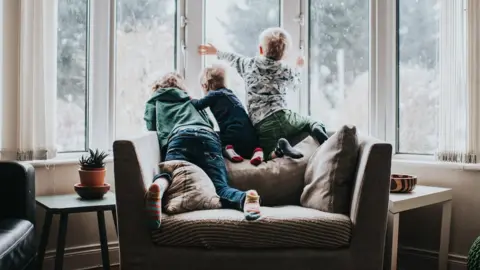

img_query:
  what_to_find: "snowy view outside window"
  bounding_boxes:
[308,0,439,154]
[56,0,88,152]
[115,0,176,139]
[308,0,370,134]
[204,0,282,108]
[56,0,440,154]
[397,0,440,154]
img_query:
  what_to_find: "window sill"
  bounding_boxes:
[28,152,113,168]
[392,154,480,171]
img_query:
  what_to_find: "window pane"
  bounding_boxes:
[115,0,176,138]
[56,0,88,152]
[204,0,282,108]
[308,0,369,133]
[397,0,440,154]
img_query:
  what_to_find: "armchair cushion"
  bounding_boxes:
[0,219,35,270]
[152,206,351,249]
[301,125,359,214]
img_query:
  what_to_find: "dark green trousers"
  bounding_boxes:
[255,110,326,160]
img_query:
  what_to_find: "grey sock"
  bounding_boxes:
[276,138,303,159]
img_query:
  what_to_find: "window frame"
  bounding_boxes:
[56,0,91,153]
[88,0,114,151]
[57,0,422,158]
[305,0,379,138]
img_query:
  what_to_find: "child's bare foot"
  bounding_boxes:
[224,145,244,162]
[244,190,261,221]
[250,148,264,166]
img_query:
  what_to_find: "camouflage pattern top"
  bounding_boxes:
[217,51,301,126]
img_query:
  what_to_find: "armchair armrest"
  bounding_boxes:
[349,136,392,270]
[113,131,161,267]
[0,162,36,224]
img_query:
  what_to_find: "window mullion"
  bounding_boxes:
[299,0,308,116]
[369,0,377,138]
[108,0,115,150]
[282,0,303,114]
[89,0,111,151]
[375,0,397,144]
[184,0,203,97]
[177,0,186,78]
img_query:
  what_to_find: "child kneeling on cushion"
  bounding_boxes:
[144,72,262,229]
[191,65,299,165]
[199,28,329,160]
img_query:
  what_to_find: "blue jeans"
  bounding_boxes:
[155,127,246,210]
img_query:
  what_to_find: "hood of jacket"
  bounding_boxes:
[147,87,190,103]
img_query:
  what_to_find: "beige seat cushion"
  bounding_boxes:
[226,136,319,206]
[160,160,222,214]
[301,125,359,214]
[152,206,351,249]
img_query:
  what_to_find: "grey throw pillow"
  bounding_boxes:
[301,125,359,214]
[159,160,222,214]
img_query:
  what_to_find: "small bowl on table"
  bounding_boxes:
[390,174,417,193]
[74,183,110,200]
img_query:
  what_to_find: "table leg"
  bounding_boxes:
[97,211,110,270]
[384,212,400,270]
[55,213,69,270]
[438,200,452,270]
[36,211,53,270]
[111,208,118,236]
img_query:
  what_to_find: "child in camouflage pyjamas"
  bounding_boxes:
[198,27,328,160]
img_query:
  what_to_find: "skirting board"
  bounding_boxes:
[398,246,467,270]
[42,241,120,270]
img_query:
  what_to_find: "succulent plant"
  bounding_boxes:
[79,149,109,169]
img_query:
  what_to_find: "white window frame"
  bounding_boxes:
[375,0,397,147]
[59,0,403,158]
[89,0,114,151]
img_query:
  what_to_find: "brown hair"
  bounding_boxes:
[151,72,187,92]
[259,27,292,61]
[199,65,227,91]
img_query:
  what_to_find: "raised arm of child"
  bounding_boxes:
[285,56,305,91]
[198,43,253,78]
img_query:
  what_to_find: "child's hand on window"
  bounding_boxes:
[198,43,218,55]
[296,56,305,68]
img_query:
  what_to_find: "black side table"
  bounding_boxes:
[36,192,117,270]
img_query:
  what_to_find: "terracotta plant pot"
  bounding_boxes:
[78,167,106,187]
[74,183,110,200]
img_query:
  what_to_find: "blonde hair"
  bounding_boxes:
[199,65,227,91]
[151,72,187,92]
[259,27,292,61]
